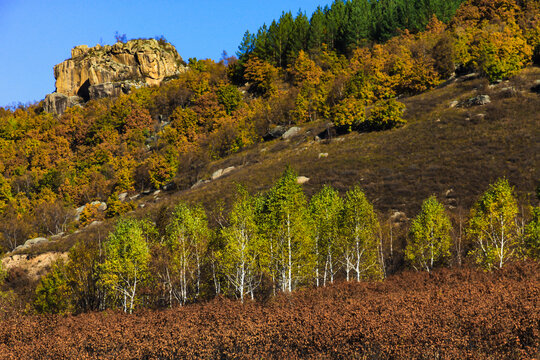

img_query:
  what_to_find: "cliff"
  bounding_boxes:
[44,39,186,114]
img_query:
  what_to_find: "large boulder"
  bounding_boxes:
[43,93,83,114]
[282,126,301,140]
[45,39,187,114]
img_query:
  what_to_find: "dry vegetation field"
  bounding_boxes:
[1,262,538,359]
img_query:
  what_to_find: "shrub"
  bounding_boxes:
[366,98,406,131]
[331,97,365,132]
[34,260,72,314]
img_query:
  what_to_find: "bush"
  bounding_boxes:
[366,99,406,131]
[34,260,72,314]
[331,97,365,132]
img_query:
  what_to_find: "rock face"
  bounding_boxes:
[43,93,84,114]
[45,39,186,114]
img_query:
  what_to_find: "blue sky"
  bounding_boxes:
[0,0,331,107]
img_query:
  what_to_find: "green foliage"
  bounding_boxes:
[309,185,343,286]
[260,167,314,291]
[100,218,152,313]
[166,202,210,304]
[340,186,382,281]
[405,196,452,272]
[217,84,242,115]
[468,178,519,270]
[241,0,464,63]
[366,99,406,131]
[524,207,540,260]
[220,186,261,301]
[34,260,72,314]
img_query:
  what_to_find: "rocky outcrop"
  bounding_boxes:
[45,39,187,114]
[43,93,84,114]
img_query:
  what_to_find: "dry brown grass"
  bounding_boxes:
[144,67,540,221]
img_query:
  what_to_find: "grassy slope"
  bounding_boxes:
[153,67,540,220]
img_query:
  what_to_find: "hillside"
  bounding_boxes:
[0,1,539,352]
[3,64,538,311]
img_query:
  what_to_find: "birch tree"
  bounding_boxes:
[100,218,151,314]
[405,196,452,272]
[166,202,210,304]
[220,186,261,302]
[309,185,343,286]
[468,178,519,269]
[340,186,382,281]
[260,168,314,292]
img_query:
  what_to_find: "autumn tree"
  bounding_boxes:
[405,196,452,272]
[340,186,382,281]
[243,57,279,96]
[454,20,533,81]
[331,97,366,132]
[100,218,152,313]
[367,99,406,131]
[468,178,520,269]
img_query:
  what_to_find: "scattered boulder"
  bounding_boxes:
[49,232,65,240]
[264,126,286,141]
[449,100,459,108]
[282,126,301,140]
[222,166,235,175]
[462,95,491,107]
[211,169,223,180]
[74,201,107,221]
[90,201,107,212]
[296,176,310,185]
[153,190,161,196]
[25,237,48,247]
[463,73,479,80]
[474,113,486,121]
[118,192,128,202]
[191,179,210,189]
[531,80,540,94]
[318,153,329,159]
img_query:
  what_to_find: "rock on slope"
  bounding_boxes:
[44,39,187,114]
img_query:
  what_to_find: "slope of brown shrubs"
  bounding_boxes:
[1,262,538,359]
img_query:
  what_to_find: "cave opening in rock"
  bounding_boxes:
[77,79,91,102]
